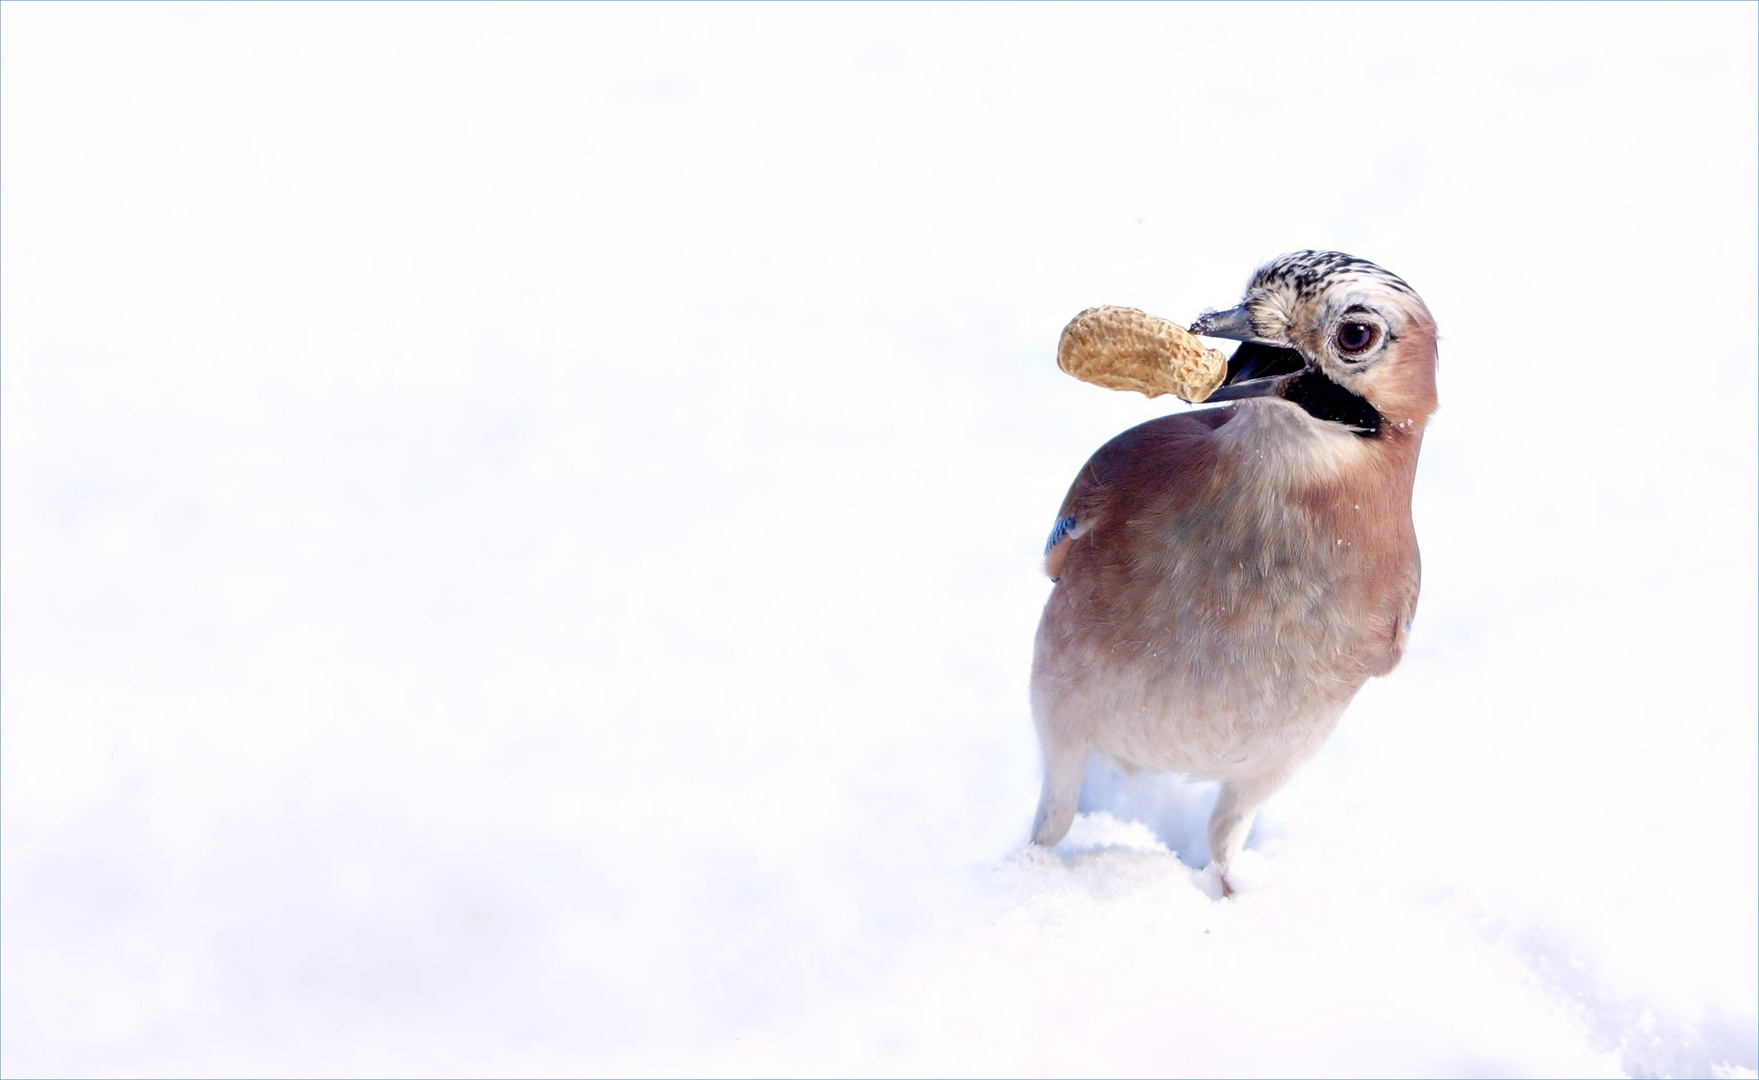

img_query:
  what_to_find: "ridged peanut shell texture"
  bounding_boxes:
[1056,306,1227,403]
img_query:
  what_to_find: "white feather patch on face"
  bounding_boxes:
[1219,398,1373,486]
[1244,285,1298,345]
[1242,255,1417,359]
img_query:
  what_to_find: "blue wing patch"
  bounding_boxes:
[1044,515,1080,556]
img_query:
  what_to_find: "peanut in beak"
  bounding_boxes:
[1056,306,1228,404]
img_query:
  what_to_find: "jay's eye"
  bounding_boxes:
[1335,321,1378,357]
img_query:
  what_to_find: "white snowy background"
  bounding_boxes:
[4,4,1755,1077]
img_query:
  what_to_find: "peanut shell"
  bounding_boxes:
[1056,306,1227,403]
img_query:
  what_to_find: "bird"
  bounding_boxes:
[1030,251,1438,893]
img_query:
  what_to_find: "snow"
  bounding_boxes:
[3,4,1754,1077]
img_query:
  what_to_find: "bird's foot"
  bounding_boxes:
[1194,862,1232,901]
[1201,851,1268,899]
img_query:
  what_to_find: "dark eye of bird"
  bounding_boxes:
[1335,321,1376,356]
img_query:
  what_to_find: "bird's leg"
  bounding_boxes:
[1030,742,1087,847]
[1206,777,1282,896]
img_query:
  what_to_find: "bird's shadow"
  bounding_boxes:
[1075,759,1260,869]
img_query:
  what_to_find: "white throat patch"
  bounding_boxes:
[1218,398,1373,487]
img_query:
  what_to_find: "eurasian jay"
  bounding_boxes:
[1030,251,1438,893]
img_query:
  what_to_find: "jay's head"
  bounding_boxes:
[1191,251,1438,439]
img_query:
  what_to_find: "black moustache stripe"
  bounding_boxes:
[1284,371,1383,438]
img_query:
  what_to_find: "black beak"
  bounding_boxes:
[1188,305,1262,343]
[1189,307,1307,401]
[1190,305,1307,401]
[1206,343,1307,401]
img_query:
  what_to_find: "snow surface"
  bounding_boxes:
[3,4,1755,1077]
